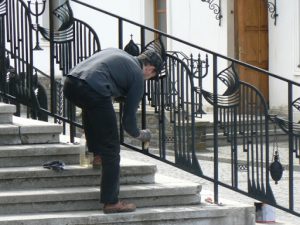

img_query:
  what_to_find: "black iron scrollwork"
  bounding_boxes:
[38,0,74,43]
[197,63,240,108]
[52,0,74,31]
[201,0,222,26]
[270,153,283,184]
[27,0,46,50]
[0,0,6,15]
[269,100,300,137]
[169,52,208,79]
[266,0,278,25]
[269,98,300,160]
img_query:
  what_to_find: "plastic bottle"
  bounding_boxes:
[144,141,150,150]
[80,134,93,168]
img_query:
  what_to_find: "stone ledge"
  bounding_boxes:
[0,103,16,114]
[0,143,79,158]
[12,116,62,134]
[0,204,255,225]
[0,117,63,145]
[0,159,157,180]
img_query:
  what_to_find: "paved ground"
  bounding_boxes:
[122,141,300,225]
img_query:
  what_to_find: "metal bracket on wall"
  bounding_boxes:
[267,0,278,25]
[201,0,222,26]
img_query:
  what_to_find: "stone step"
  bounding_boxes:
[0,116,62,145]
[0,204,254,225]
[0,158,157,190]
[0,103,15,124]
[0,174,201,215]
[0,142,80,168]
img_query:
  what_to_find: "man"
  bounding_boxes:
[63,48,163,213]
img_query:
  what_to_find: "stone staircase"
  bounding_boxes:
[0,102,255,225]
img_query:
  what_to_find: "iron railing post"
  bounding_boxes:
[140,27,148,152]
[288,82,294,210]
[0,4,5,94]
[118,18,124,144]
[233,106,238,187]
[160,78,166,158]
[213,54,219,203]
[49,0,56,120]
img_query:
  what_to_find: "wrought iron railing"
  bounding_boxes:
[1,0,300,217]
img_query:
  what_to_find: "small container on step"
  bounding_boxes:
[80,134,93,168]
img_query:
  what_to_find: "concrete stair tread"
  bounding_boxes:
[0,173,202,215]
[0,175,201,203]
[0,204,249,224]
[0,142,81,168]
[0,157,158,190]
[12,116,62,134]
[0,159,157,179]
[0,103,16,113]
[0,116,63,145]
[0,143,80,157]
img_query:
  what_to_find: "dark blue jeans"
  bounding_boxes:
[63,76,120,204]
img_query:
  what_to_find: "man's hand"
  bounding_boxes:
[136,129,151,142]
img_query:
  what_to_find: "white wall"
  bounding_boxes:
[70,0,150,49]
[268,0,300,114]
[34,0,151,75]
[168,0,227,54]
[31,0,300,114]
[167,0,230,102]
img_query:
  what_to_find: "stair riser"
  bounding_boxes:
[0,114,13,124]
[20,133,60,144]
[0,144,81,168]
[0,135,21,145]
[0,155,79,168]
[0,206,255,225]
[0,174,155,190]
[0,195,200,215]
[0,133,60,145]
[0,104,15,125]
[0,219,243,225]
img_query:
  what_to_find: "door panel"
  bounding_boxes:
[235,0,269,103]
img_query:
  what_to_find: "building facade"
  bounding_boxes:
[37,0,300,115]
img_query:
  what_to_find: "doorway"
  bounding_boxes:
[235,0,269,103]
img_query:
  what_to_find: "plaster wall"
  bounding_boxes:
[167,0,230,107]
[32,0,300,114]
[69,0,149,48]
[268,0,300,115]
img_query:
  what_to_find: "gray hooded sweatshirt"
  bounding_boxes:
[68,48,144,137]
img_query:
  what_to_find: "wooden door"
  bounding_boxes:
[235,0,269,103]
